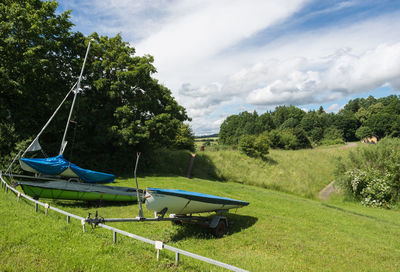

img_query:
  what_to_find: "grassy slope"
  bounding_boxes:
[197,144,355,198]
[1,175,400,271]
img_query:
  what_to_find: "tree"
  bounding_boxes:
[364,113,394,138]
[0,1,191,173]
[355,126,373,140]
[335,110,359,141]
[219,114,242,145]
[256,112,275,132]
[172,123,195,151]
[272,105,305,128]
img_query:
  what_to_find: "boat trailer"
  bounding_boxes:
[85,154,231,237]
[85,210,229,238]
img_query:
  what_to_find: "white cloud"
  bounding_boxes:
[135,0,310,90]
[58,1,400,134]
[242,42,400,106]
[326,103,341,113]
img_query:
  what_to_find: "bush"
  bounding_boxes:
[355,126,373,140]
[343,169,392,207]
[270,128,312,150]
[239,134,269,158]
[254,132,270,157]
[336,137,400,207]
[320,126,345,145]
[319,138,345,146]
[293,128,312,149]
[239,135,257,157]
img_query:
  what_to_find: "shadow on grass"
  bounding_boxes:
[47,199,138,209]
[261,155,278,165]
[169,213,258,241]
[321,203,400,227]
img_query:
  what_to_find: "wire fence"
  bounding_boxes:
[0,172,248,272]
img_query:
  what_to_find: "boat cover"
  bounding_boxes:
[20,155,115,183]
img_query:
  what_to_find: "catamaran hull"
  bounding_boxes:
[145,188,249,214]
[19,180,140,202]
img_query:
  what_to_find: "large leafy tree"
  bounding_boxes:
[0,0,80,138]
[0,0,192,173]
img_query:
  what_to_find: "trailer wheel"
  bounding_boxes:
[213,219,227,238]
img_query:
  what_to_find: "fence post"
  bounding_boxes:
[67,215,70,224]
[35,203,38,212]
[45,204,49,216]
[155,241,163,261]
[113,231,117,244]
[81,219,86,233]
[175,252,180,266]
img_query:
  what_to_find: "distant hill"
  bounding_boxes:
[195,133,218,139]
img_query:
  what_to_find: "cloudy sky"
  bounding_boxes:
[57,0,400,135]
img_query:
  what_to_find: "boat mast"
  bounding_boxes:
[134,153,144,218]
[21,82,77,158]
[59,39,93,156]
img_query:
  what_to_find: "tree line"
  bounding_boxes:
[219,95,400,156]
[0,0,194,174]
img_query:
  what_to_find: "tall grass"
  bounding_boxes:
[140,144,357,198]
[195,144,356,198]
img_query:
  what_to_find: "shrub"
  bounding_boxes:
[279,129,299,149]
[320,126,345,145]
[265,129,312,150]
[343,169,392,207]
[239,134,270,158]
[254,132,270,157]
[336,137,400,207]
[239,135,258,157]
[293,128,312,149]
[319,138,345,146]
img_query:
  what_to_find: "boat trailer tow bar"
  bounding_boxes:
[85,210,230,238]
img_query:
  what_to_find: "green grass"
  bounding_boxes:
[2,175,400,271]
[196,143,356,198]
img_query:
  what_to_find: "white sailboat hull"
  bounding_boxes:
[145,188,249,215]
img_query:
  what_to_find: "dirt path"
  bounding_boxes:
[318,142,357,201]
[318,181,337,201]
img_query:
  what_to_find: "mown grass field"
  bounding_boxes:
[1,173,400,271]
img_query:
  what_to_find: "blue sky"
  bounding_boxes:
[57,0,400,135]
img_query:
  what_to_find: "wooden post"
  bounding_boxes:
[186,154,196,178]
